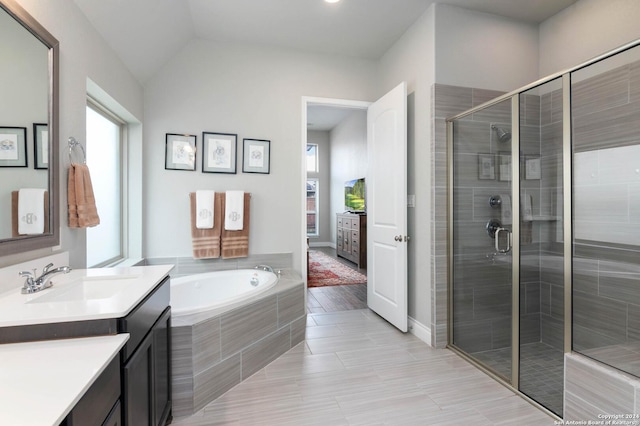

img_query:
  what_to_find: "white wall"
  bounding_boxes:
[2,0,143,268]
[143,39,377,272]
[378,6,435,327]
[539,0,640,77]
[329,109,367,245]
[306,130,331,244]
[435,4,539,93]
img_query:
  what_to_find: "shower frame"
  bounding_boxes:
[445,37,640,415]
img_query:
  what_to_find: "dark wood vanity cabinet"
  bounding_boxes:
[119,276,172,426]
[63,356,121,426]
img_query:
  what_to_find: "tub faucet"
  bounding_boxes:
[20,263,71,294]
[255,265,274,273]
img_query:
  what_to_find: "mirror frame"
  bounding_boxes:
[0,0,59,256]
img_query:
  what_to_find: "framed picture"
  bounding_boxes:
[477,153,495,180]
[498,151,512,182]
[243,138,270,174]
[524,155,541,180]
[165,133,196,171]
[0,126,27,167]
[202,132,237,173]
[33,123,48,169]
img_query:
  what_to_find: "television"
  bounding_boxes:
[344,178,366,213]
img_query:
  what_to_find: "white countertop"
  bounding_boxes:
[0,333,129,426]
[0,264,173,327]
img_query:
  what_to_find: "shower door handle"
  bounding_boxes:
[494,227,512,254]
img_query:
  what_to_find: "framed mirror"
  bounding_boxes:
[0,0,59,256]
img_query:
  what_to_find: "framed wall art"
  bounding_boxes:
[33,123,48,169]
[165,133,196,171]
[0,126,27,168]
[524,155,541,180]
[243,138,270,174]
[202,132,237,174]
[477,153,495,180]
[498,151,512,182]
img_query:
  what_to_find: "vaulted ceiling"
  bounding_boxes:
[72,0,578,84]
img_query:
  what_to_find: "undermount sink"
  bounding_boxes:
[27,275,139,304]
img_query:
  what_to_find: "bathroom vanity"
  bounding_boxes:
[0,264,173,426]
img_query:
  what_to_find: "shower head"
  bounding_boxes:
[491,125,511,143]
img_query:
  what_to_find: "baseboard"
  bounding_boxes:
[408,317,432,347]
[309,242,335,249]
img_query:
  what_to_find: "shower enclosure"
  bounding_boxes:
[447,42,640,418]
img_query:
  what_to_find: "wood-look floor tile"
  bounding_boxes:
[305,324,344,339]
[172,309,556,426]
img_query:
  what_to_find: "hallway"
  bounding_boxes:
[307,247,367,313]
[171,309,556,425]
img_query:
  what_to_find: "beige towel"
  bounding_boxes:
[221,192,250,259]
[68,163,100,228]
[11,191,49,237]
[190,192,223,259]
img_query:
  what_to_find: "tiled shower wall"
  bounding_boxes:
[432,83,565,352]
[571,55,640,375]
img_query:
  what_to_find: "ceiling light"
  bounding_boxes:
[325,0,341,3]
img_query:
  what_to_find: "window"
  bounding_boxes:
[86,101,125,267]
[306,143,318,172]
[306,179,319,236]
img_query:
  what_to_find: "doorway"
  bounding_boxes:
[302,97,370,312]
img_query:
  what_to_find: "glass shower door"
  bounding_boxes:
[450,97,514,381]
[518,79,565,417]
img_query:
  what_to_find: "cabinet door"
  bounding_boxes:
[103,400,122,426]
[153,308,171,426]
[123,331,153,426]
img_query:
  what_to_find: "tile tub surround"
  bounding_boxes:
[145,252,293,278]
[565,353,640,422]
[171,270,306,418]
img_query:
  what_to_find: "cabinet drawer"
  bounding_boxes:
[342,218,352,228]
[351,217,359,229]
[351,230,359,243]
[337,217,343,227]
[118,276,170,361]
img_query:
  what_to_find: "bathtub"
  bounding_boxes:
[170,269,278,316]
[169,268,306,417]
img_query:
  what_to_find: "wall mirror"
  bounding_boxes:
[0,0,59,256]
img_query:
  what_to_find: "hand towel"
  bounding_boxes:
[225,190,245,231]
[499,193,512,225]
[68,163,100,228]
[190,192,222,259]
[17,188,46,235]
[221,192,250,259]
[195,190,215,229]
[12,191,49,237]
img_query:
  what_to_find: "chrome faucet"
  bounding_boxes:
[20,263,71,294]
[254,265,274,273]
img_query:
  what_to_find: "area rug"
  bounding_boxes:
[307,250,367,287]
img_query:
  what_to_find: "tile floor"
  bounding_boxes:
[472,342,564,416]
[171,309,557,425]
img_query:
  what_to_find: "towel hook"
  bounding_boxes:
[68,137,86,164]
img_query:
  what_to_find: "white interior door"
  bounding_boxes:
[366,82,408,332]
